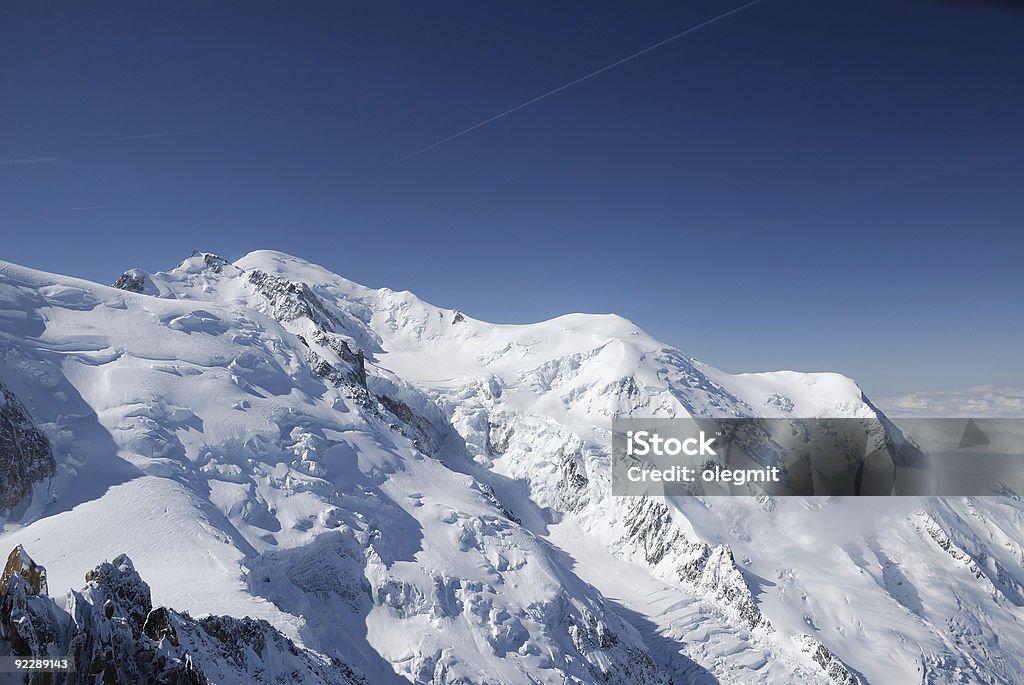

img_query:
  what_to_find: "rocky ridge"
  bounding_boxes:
[0,546,362,685]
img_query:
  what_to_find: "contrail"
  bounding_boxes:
[0,156,63,166]
[47,205,111,212]
[115,130,196,141]
[391,0,763,165]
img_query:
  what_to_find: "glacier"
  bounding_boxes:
[1,250,1021,684]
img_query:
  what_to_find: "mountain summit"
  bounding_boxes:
[1,251,1020,684]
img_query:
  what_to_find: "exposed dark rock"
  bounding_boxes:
[798,635,861,684]
[559,449,589,506]
[0,547,364,685]
[0,380,56,512]
[1,574,63,677]
[195,251,230,273]
[82,554,153,634]
[476,483,521,525]
[379,395,414,424]
[623,498,689,567]
[622,499,769,630]
[246,269,370,396]
[487,421,511,457]
[378,395,441,454]
[144,606,179,646]
[1,545,48,598]
[197,615,270,664]
[247,269,344,331]
[67,553,160,683]
[192,614,365,684]
[561,603,664,684]
[370,389,460,459]
[245,266,450,463]
[679,545,767,630]
[311,330,366,387]
[306,350,372,411]
[617,375,640,398]
[112,268,149,293]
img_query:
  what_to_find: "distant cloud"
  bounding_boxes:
[0,156,63,165]
[877,385,1024,418]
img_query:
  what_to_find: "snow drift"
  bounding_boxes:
[0,250,1020,684]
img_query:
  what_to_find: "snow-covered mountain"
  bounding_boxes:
[1,250,1021,684]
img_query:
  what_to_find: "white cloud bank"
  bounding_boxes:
[876,385,1024,418]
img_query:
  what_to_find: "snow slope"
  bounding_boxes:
[1,250,1021,684]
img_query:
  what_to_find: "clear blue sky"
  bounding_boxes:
[1,1,1022,397]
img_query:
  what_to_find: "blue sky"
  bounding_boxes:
[1,0,1022,397]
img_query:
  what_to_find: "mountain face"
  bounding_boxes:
[0,250,1021,684]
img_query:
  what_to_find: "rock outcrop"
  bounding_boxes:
[247,269,345,332]
[112,268,150,294]
[0,381,56,512]
[797,635,861,685]
[623,498,769,630]
[0,547,364,685]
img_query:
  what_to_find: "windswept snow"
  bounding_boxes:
[1,250,1022,684]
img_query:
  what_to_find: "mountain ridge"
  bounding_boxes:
[1,250,1021,684]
